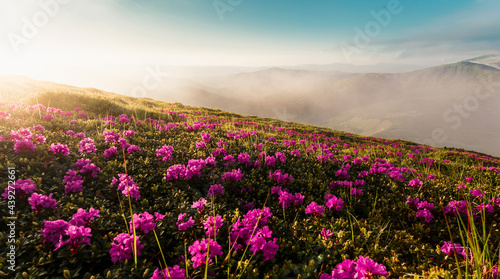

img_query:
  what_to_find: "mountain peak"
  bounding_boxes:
[463,54,500,70]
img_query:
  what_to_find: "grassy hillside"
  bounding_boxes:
[0,89,499,278]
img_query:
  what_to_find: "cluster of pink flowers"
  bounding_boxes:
[165,157,216,181]
[276,189,304,208]
[291,150,301,157]
[150,266,186,279]
[39,208,99,254]
[103,129,140,155]
[14,140,36,153]
[201,132,211,142]
[176,213,195,231]
[444,200,469,217]
[237,152,253,166]
[66,130,86,138]
[441,241,471,260]
[211,148,228,157]
[54,225,92,254]
[265,155,276,166]
[335,164,351,179]
[74,158,101,178]
[477,203,495,215]
[117,114,131,123]
[28,193,57,211]
[320,256,389,278]
[9,127,45,153]
[221,169,244,182]
[49,143,70,156]
[109,233,144,263]
[122,130,135,137]
[1,178,37,199]
[321,228,334,240]
[111,174,141,200]
[275,152,286,163]
[325,194,344,211]
[224,155,236,166]
[130,211,156,234]
[188,238,223,269]
[408,178,423,188]
[156,145,174,161]
[207,184,224,197]
[229,207,278,261]
[70,208,101,226]
[269,170,294,185]
[191,198,207,213]
[44,114,55,121]
[78,137,97,153]
[416,201,436,223]
[305,201,325,216]
[104,146,118,158]
[103,130,120,143]
[0,111,10,119]
[202,215,224,237]
[63,169,84,194]
[469,189,484,197]
[195,141,206,149]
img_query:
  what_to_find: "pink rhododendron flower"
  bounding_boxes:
[150,266,186,279]
[355,255,389,278]
[176,213,195,231]
[130,211,156,234]
[73,158,101,178]
[78,138,97,153]
[109,233,144,263]
[191,198,207,212]
[477,204,495,215]
[156,145,174,161]
[39,220,69,246]
[188,238,223,269]
[154,212,166,222]
[321,228,334,240]
[408,178,423,188]
[49,143,70,156]
[122,130,135,137]
[104,146,118,158]
[14,140,36,153]
[28,193,57,210]
[208,184,224,197]
[2,179,37,199]
[54,225,92,254]
[469,189,484,197]
[44,114,54,120]
[111,174,141,200]
[221,169,243,182]
[325,194,344,211]
[305,202,325,216]
[321,256,388,278]
[195,141,206,149]
[202,215,224,237]
[201,132,211,142]
[127,144,141,154]
[69,208,100,227]
[441,241,470,260]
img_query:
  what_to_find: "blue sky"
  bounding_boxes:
[1,0,499,76]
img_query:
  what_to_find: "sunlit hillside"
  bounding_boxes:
[0,87,498,278]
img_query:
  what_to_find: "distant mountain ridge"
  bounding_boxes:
[465,54,500,70]
[1,56,499,156]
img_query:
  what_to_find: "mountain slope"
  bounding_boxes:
[1,59,499,156]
